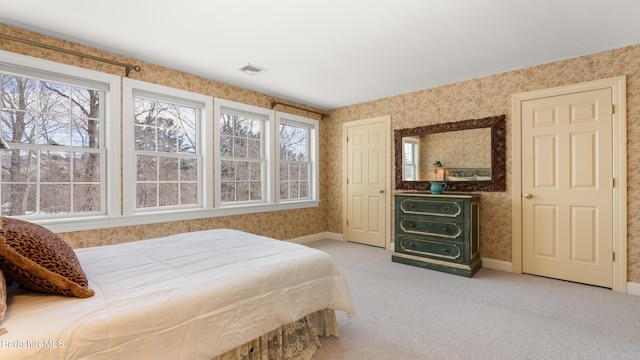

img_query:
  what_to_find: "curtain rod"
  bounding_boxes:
[0,33,141,77]
[270,99,329,120]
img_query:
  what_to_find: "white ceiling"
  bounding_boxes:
[2,0,640,110]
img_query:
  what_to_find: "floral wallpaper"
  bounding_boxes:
[324,45,640,283]
[0,24,327,247]
[1,24,640,283]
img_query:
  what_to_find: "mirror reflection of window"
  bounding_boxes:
[402,137,419,181]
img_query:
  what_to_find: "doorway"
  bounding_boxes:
[342,115,391,248]
[511,76,627,293]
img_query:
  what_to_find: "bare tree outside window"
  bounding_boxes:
[219,113,263,203]
[279,124,310,200]
[133,97,199,209]
[0,73,102,216]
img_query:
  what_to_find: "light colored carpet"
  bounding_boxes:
[307,239,640,360]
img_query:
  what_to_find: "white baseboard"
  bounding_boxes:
[325,232,344,241]
[287,231,343,245]
[481,258,513,272]
[289,234,640,297]
[628,281,640,296]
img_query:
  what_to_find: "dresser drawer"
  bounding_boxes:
[397,236,464,262]
[399,217,462,239]
[398,197,465,219]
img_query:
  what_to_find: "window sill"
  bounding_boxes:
[31,200,321,234]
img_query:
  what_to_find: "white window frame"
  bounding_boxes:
[0,50,319,232]
[402,136,419,181]
[0,50,121,232]
[214,99,319,214]
[276,112,319,203]
[214,98,274,208]
[122,78,213,220]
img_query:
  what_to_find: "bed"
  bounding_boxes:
[0,220,355,360]
[443,167,491,181]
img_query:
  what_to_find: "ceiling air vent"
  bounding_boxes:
[238,63,267,76]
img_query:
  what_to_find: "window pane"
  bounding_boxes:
[137,155,157,181]
[233,137,247,158]
[135,124,157,151]
[299,181,309,198]
[39,81,70,115]
[180,183,198,205]
[221,160,235,181]
[159,156,179,181]
[2,75,37,112]
[134,98,156,125]
[220,134,232,156]
[159,183,179,206]
[180,158,198,181]
[41,151,71,182]
[180,131,196,153]
[73,184,100,212]
[72,118,100,148]
[236,161,249,180]
[73,152,100,182]
[2,150,37,182]
[157,128,178,152]
[221,182,235,202]
[40,184,71,213]
[137,183,157,208]
[71,87,99,119]
[1,111,37,144]
[247,138,260,158]
[236,181,250,201]
[280,181,289,200]
[39,114,70,146]
[289,163,300,181]
[249,162,261,181]
[1,184,36,215]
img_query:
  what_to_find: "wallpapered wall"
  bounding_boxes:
[2,24,640,283]
[0,24,328,247]
[323,44,640,283]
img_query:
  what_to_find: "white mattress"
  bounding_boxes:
[0,229,355,359]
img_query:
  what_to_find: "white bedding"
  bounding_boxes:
[0,229,355,359]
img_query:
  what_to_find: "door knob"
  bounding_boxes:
[379,189,385,193]
[523,193,533,199]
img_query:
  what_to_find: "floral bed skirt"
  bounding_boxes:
[213,309,339,360]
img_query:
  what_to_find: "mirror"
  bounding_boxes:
[394,114,506,192]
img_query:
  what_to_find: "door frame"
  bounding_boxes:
[342,115,392,249]
[511,76,627,293]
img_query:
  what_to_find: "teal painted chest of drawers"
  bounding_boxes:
[392,193,482,277]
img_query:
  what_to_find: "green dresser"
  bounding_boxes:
[392,193,481,277]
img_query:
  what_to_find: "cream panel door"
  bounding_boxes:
[521,88,613,288]
[346,121,387,247]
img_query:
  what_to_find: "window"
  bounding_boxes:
[0,51,120,221]
[215,99,319,210]
[123,78,213,215]
[402,137,419,181]
[215,99,272,206]
[277,113,318,201]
